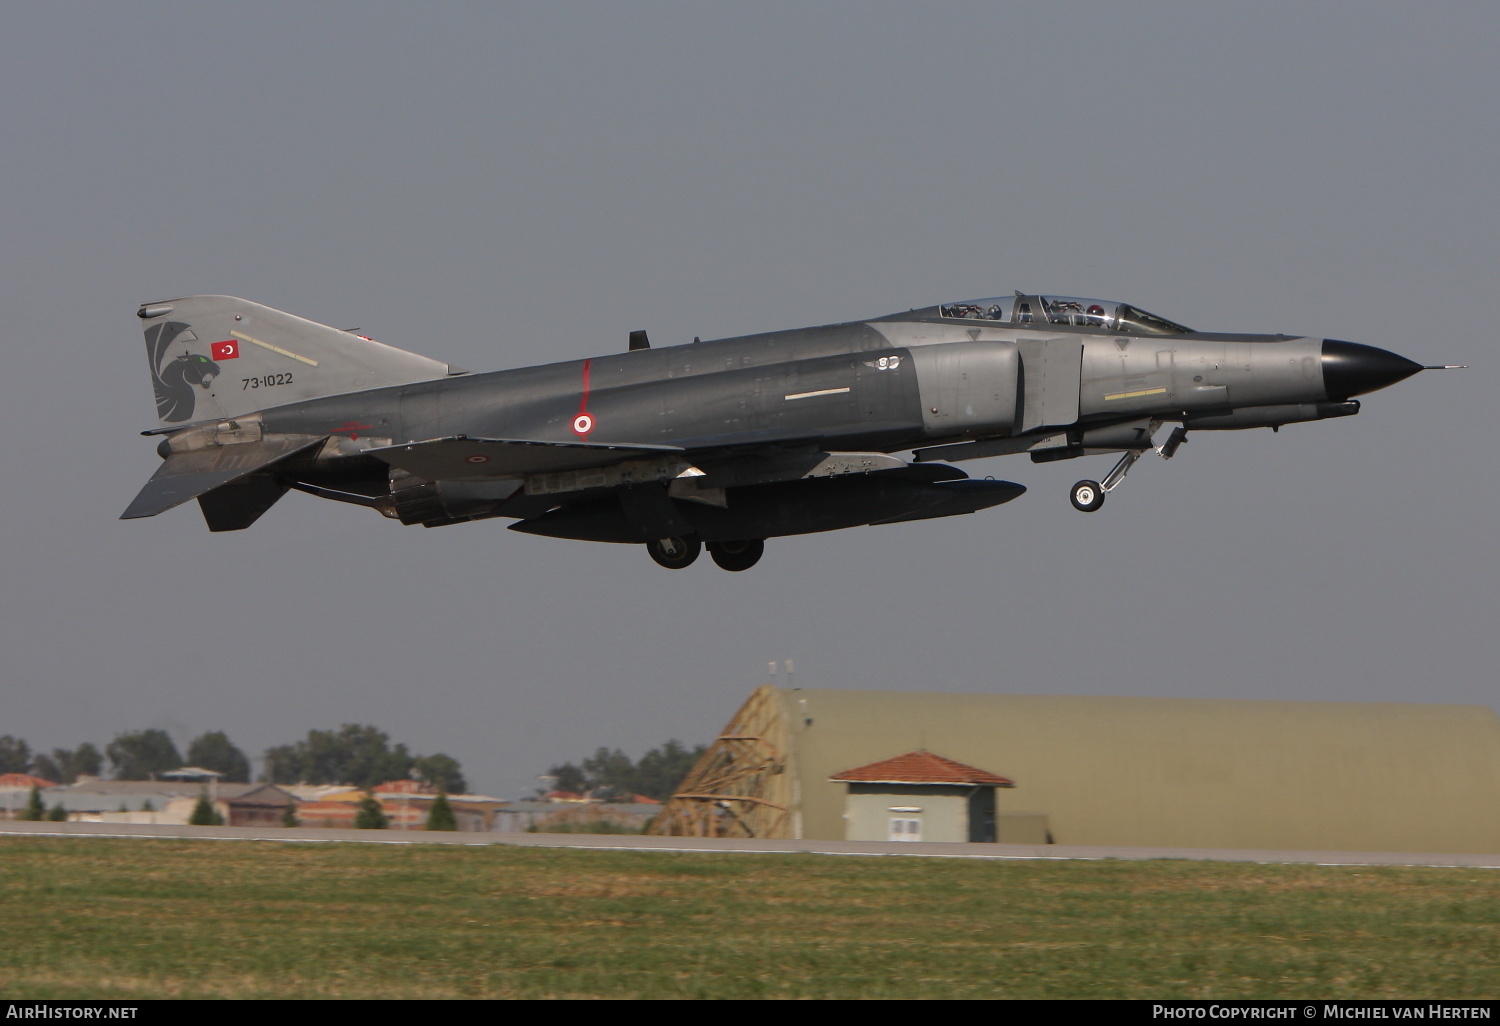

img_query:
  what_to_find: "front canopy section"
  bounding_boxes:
[937,293,1191,335]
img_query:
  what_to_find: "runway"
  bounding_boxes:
[3,819,1497,868]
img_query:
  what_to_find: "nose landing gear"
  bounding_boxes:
[1070,422,1181,512]
[1071,448,1143,512]
[1070,449,1148,512]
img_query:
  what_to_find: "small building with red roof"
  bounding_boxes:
[0,772,58,791]
[1,773,60,819]
[830,750,1016,843]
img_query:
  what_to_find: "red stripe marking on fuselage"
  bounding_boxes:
[572,359,595,436]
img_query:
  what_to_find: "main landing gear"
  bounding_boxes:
[646,536,700,569]
[646,537,765,571]
[1069,425,1187,512]
[708,539,764,572]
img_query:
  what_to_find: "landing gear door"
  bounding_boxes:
[1016,338,1083,433]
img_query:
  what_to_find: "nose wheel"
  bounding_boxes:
[646,536,701,569]
[1070,480,1105,512]
[1069,422,1173,512]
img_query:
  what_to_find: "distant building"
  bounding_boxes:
[650,685,1500,854]
[159,767,225,783]
[830,750,1020,843]
[37,779,281,825]
[293,780,506,831]
[492,800,661,834]
[0,773,60,820]
[223,784,296,827]
[288,787,365,829]
[0,773,58,790]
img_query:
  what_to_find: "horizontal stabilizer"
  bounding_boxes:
[120,436,326,519]
[197,476,290,532]
[366,436,684,481]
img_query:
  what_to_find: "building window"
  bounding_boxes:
[888,817,922,842]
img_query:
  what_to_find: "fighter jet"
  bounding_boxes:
[124,292,1452,571]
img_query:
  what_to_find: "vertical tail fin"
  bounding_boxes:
[137,295,462,426]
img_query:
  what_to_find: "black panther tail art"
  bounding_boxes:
[145,321,220,422]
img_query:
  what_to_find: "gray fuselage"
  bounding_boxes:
[127,292,1428,556]
[258,313,1338,466]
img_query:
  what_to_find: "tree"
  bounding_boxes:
[412,753,467,795]
[22,785,44,821]
[31,753,62,785]
[107,730,182,780]
[188,792,223,826]
[261,744,300,785]
[280,803,300,828]
[308,726,411,789]
[70,743,104,780]
[262,725,421,789]
[185,732,250,782]
[543,761,588,795]
[34,744,105,785]
[46,804,67,822]
[540,740,707,802]
[581,747,635,798]
[632,740,706,801]
[354,792,388,829]
[425,793,457,831]
[0,736,32,776]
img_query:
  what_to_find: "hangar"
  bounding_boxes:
[648,686,1500,854]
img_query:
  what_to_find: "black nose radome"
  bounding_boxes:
[1321,340,1423,400]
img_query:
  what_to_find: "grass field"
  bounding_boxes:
[0,837,1496,999]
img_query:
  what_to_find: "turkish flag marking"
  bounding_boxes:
[211,340,239,360]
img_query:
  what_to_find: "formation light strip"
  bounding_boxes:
[785,387,851,401]
[1104,386,1167,401]
[230,331,320,367]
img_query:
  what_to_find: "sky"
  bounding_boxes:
[1,2,1495,798]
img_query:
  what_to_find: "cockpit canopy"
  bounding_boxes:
[937,293,1191,335]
